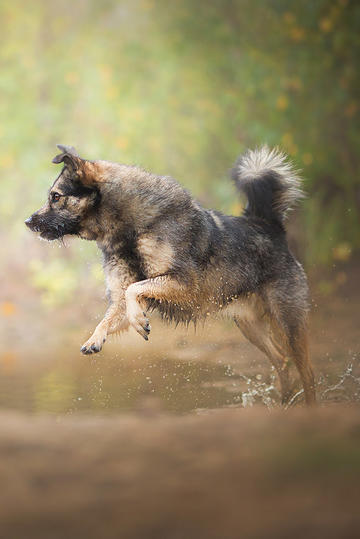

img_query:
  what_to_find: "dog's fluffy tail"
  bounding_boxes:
[231,146,304,223]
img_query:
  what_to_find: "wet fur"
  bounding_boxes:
[25,145,316,405]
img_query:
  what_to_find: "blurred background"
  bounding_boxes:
[1,0,359,414]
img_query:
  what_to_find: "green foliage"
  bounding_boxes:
[1,0,359,303]
[29,258,81,307]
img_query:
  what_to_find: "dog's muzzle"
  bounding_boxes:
[25,213,43,233]
[25,216,34,229]
[24,212,48,235]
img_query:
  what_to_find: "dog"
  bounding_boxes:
[25,144,316,405]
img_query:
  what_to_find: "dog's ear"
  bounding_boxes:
[52,145,99,187]
[52,145,81,168]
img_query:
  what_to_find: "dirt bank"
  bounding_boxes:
[0,406,359,538]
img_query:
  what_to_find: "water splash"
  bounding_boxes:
[240,368,279,409]
[319,362,360,403]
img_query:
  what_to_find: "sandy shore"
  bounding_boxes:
[0,406,359,538]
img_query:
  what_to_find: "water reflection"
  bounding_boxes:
[0,354,247,414]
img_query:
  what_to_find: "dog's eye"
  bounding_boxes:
[52,192,61,203]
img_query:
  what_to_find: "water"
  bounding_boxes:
[1,316,359,415]
[0,354,244,414]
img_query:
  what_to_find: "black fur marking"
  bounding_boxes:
[29,209,81,240]
[102,227,146,282]
[60,179,96,199]
[231,168,285,223]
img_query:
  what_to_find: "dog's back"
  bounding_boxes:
[146,147,307,324]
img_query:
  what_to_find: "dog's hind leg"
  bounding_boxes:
[265,284,316,406]
[234,314,292,405]
[287,323,316,406]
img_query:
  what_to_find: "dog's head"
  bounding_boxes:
[25,145,102,241]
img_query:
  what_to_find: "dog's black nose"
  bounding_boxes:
[25,216,33,228]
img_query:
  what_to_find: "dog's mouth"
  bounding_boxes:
[27,226,62,241]
[25,213,80,240]
[39,229,63,241]
[25,218,65,241]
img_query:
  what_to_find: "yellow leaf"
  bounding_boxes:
[302,153,313,165]
[290,27,305,42]
[283,12,295,24]
[1,302,17,317]
[115,136,129,150]
[98,64,112,81]
[288,144,298,156]
[287,77,302,91]
[281,133,293,146]
[230,201,244,216]
[333,242,352,262]
[276,95,288,111]
[0,153,14,169]
[345,102,358,118]
[319,18,333,32]
[106,85,117,100]
[64,71,79,85]
[0,351,17,372]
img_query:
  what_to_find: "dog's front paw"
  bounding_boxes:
[81,333,106,355]
[127,308,151,341]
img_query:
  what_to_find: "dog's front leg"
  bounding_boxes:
[125,275,186,339]
[81,262,135,355]
[80,303,129,355]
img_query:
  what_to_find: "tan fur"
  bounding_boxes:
[137,236,174,277]
[209,211,225,230]
[81,260,135,352]
[125,275,188,339]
